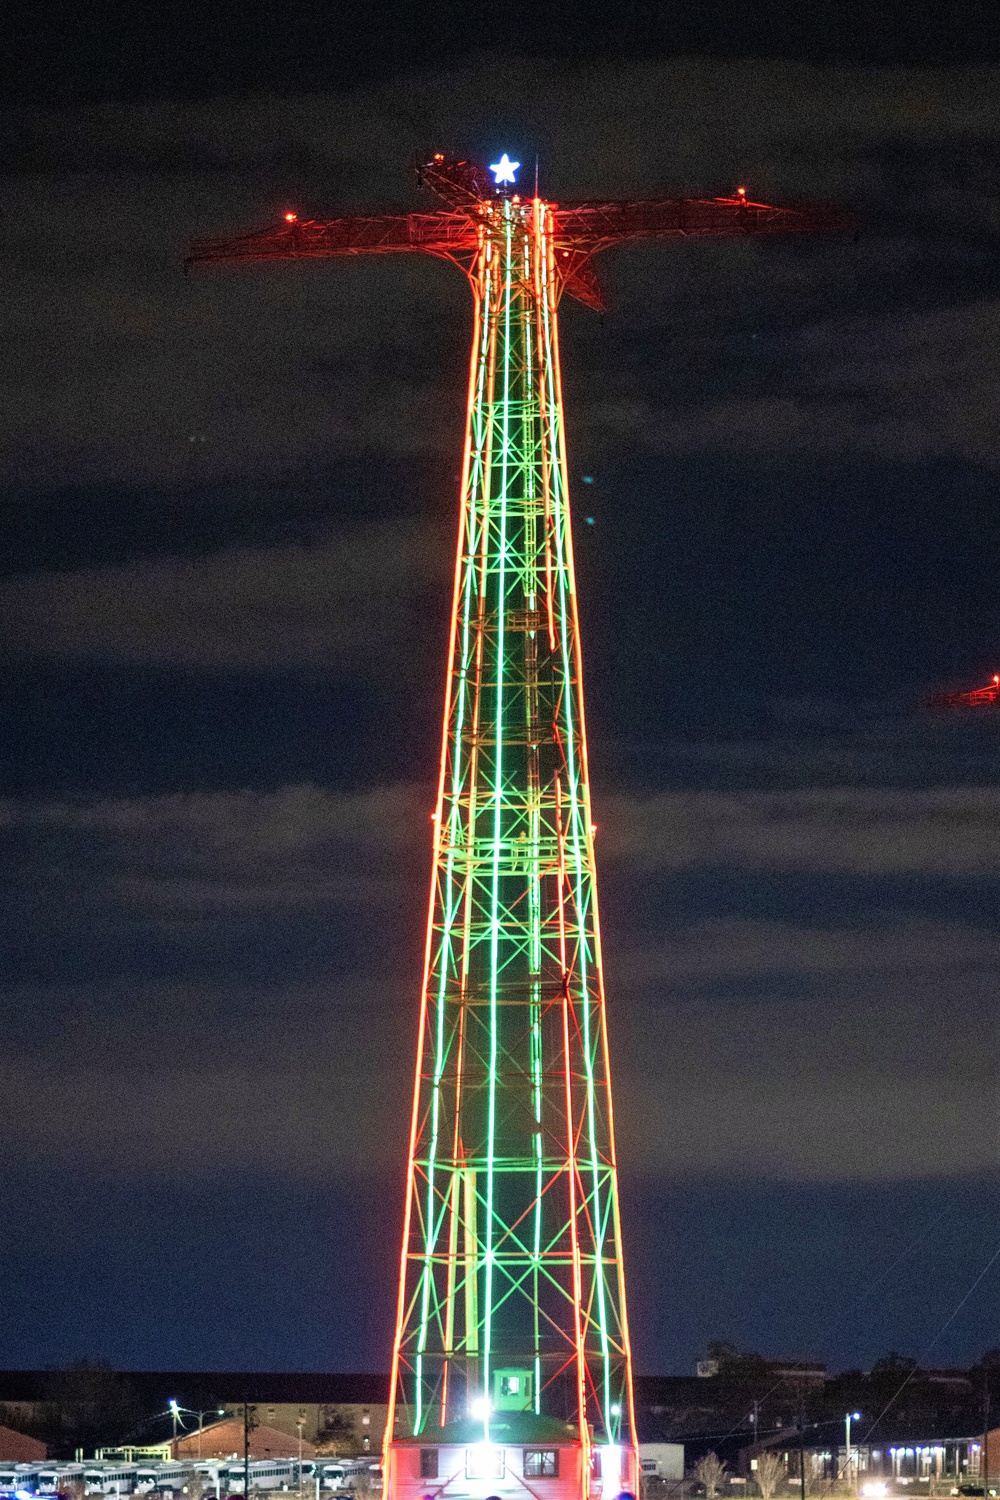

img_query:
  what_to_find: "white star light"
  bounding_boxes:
[490,153,520,186]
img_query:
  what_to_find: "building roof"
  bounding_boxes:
[0,1424,48,1461]
[394,1413,579,1447]
[171,1419,317,1460]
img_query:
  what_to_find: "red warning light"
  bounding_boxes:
[284,212,298,223]
[737,186,747,198]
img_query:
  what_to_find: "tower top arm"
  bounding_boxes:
[552,194,851,250]
[186,209,477,267]
[185,153,852,307]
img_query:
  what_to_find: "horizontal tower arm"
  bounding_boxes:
[186,210,478,266]
[553,195,852,252]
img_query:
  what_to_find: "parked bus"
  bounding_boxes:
[0,1465,40,1495]
[222,1462,297,1494]
[36,1469,85,1495]
[84,1468,138,1495]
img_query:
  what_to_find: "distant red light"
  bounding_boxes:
[928,673,1000,710]
[284,212,298,223]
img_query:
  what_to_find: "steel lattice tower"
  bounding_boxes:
[188,152,845,1500]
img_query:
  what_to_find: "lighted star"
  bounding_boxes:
[490,153,520,186]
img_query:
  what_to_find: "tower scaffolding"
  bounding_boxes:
[188,150,848,1500]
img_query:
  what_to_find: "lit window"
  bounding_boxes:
[524,1452,559,1478]
[466,1447,505,1479]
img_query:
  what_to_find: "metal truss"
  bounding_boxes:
[389,194,635,1464]
[187,153,849,1493]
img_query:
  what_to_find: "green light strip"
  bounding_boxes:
[523,231,545,1418]
[539,214,614,1428]
[414,241,494,1434]
[482,201,514,1434]
[394,193,635,1464]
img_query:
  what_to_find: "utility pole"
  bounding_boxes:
[798,1387,807,1500]
[751,1399,760,1448]
[983,1373,991,1499]
[846,1412,861,1494]
[243,1401,256,1500]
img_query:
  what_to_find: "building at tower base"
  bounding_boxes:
[386,1413,634,1500]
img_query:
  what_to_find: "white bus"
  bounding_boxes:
[36,1468,86,1494]
[0,1465,40,1495]
[84,1468,138,1496]
[222,1462,296,1494]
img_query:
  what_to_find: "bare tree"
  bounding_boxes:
[316,1407,358,1457]
[349,1471,382,1500]
[755,1453,785,1500]
[696,1453,727,1497]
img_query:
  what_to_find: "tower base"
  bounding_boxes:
[384,1414,636,1500]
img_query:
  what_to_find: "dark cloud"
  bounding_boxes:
[0,979,413,1179]
[600,785,1000,875]
[594,298,1000,464]
[3,776,998,1184]
[5,53,1000,1369]
[0,519,447,667]
[5,58,1000,493]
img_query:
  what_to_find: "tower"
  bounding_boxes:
[188,151,846,1500]
[390,162,634,1497]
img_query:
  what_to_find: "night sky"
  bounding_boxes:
[4,0,1000,1377]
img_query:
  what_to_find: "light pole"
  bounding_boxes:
[296,1416,305,1494]
[170,1405,226,1459]
[846,1413,862,1493]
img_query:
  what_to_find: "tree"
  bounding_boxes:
[705,1342,769,1381]
[696,1453,727,1497]
[869,1354,917,1380]
[756,1453,785,1500]
[39,1361,144,1452]
[349,1471,381,1500]
[316,1406,359,1457]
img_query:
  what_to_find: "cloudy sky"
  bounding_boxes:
[3,1,1000,1376]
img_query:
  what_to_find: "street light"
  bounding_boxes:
[846,1413,862,1492]
[169,1404,226,1458]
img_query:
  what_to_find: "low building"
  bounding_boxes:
[741,1426,1000,1489]
[639,1443,684,1479]
[0,1372,390,1460]
[386,1413,598,1500]
[170,1418,316,1462]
